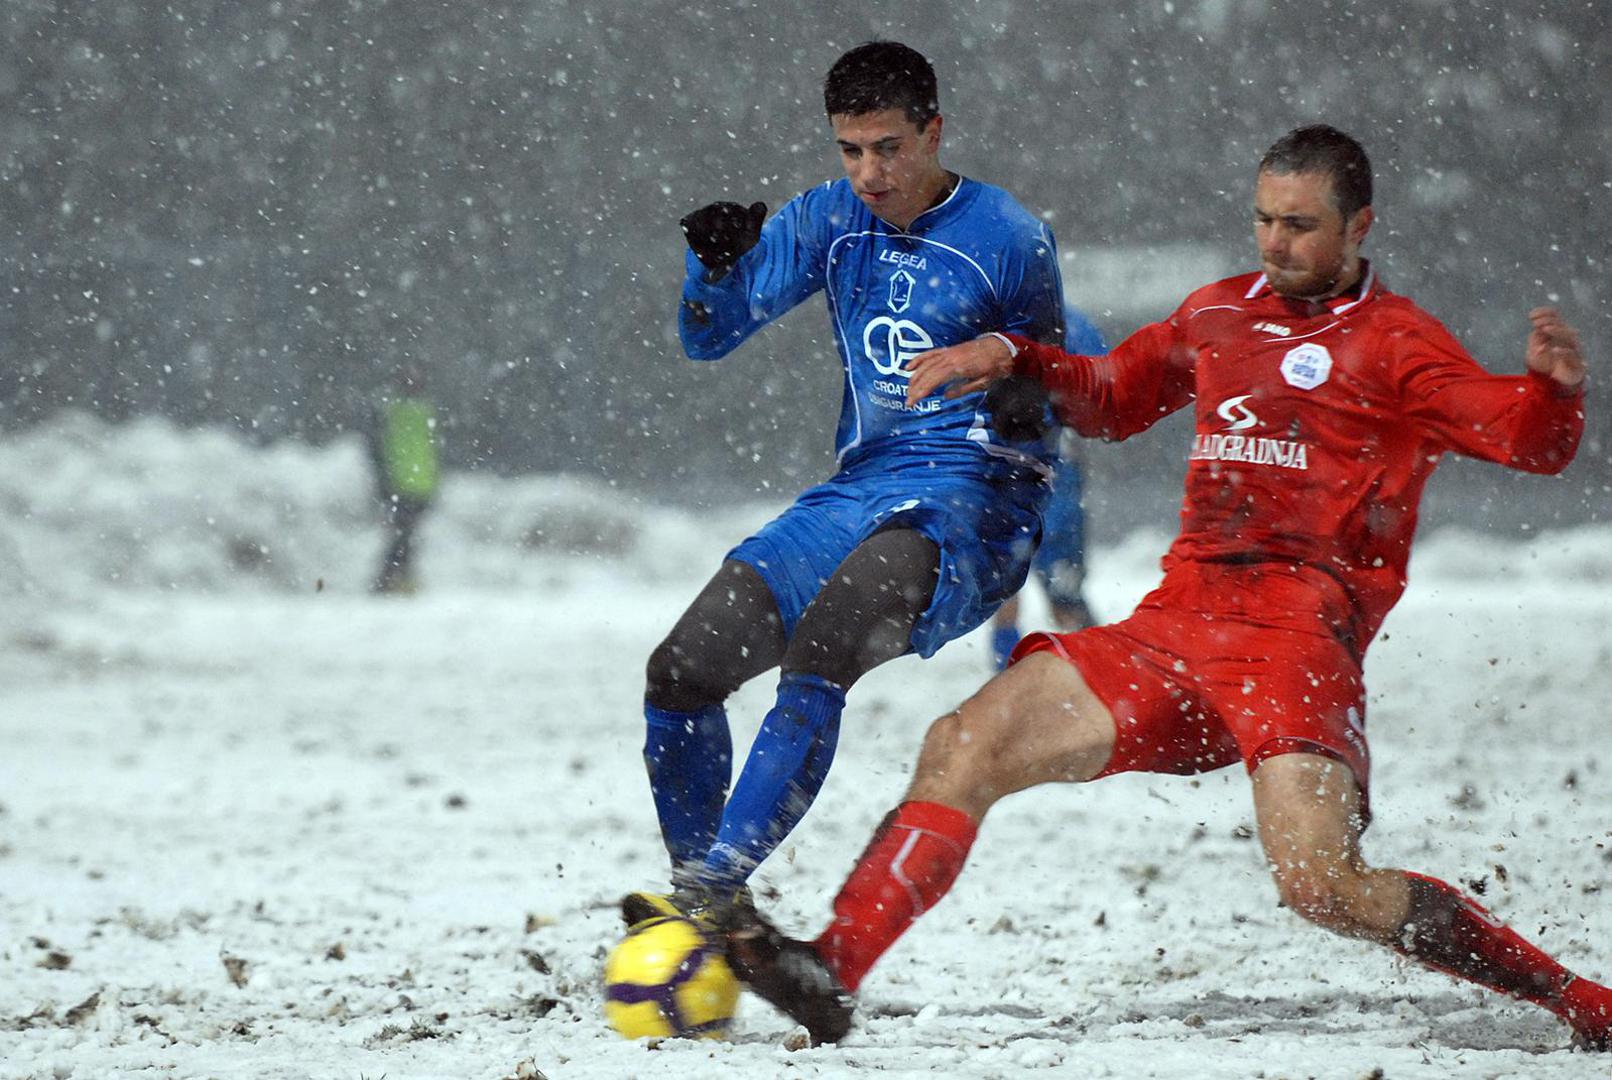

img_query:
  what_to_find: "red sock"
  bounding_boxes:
[1560,975,1612,1046]
[1396,872,1574,1007]
[813,800,978,992]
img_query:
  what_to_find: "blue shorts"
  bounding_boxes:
[728,454,1049,659]
[1030,458,1086,608]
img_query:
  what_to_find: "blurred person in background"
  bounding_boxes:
[625,40,1072,926]
[723,124,1610,1053]
[366,366,440,595]
[988,304,1107,669]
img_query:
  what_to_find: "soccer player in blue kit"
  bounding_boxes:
[626,41,1067,923]
[988,305,1107,668]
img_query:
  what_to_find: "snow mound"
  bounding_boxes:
[1412,523,1612,583]
[0,412,760,601]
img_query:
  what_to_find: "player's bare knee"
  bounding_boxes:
[961,677,1036,757]
[910,704,1009,803]
[915,676,1037,786]
[916,707,991,776]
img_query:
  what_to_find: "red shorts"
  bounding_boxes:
[1011,559,1370,793]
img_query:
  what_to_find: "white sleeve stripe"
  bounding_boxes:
[983,331,1018,358]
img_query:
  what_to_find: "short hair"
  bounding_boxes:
[823,41,939,128]
[1259,124,1374,219]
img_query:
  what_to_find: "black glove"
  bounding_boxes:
[680,200,766,277]
[983,375,1051,443]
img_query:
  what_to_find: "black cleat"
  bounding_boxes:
[723,907,854,1045]
[619,883,754,929]
[619,890,684,927]
[1572,1029,1611,1053]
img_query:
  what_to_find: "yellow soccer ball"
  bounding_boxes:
[603,915,739,1039]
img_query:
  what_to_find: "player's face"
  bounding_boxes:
[831,109,946,229]
[1253,169,1374,300]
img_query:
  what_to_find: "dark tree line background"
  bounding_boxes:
[2,0,1606,537]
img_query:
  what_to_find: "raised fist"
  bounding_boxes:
[680,200,766,276]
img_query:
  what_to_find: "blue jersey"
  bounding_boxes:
[1064,304,1107,358]
[679,177,1065,474]
[1031,305,1107,586]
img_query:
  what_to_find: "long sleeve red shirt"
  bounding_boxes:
[1007,265,1584,650]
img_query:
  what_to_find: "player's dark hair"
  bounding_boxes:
[1260,124,1373,219]
[823,41,939,128]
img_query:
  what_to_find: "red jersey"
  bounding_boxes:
[1008,264,1584,651]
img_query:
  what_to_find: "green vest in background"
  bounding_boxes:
[382,397,440,500]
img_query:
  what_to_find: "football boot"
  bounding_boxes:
[619,882,754,930]
[722,904,853,1045]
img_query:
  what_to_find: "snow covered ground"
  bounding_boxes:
[2,415,1611,1079]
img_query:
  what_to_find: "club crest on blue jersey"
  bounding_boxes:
[887,269,915,313]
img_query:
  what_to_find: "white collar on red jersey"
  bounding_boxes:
[1244,260,1378,314]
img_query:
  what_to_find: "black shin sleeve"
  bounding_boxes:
[645,559,787,713]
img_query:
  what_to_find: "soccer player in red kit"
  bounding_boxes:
[721,124,1610,1050]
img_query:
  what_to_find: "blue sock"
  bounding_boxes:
[643,702,732,880]
[702,672,846,889]
[992,625,1023,670]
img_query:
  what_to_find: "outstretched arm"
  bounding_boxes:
[1399,306,1585,474]
[905,319,1195,441]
